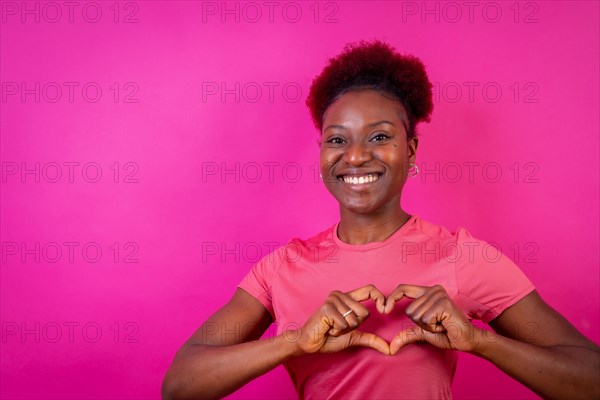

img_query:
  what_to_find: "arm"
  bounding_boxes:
[386,286,600,400]
[478,290,600,399]
[162,285,390,400]
[161,288,295,400]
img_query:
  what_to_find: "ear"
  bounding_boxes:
[407,137,419,163]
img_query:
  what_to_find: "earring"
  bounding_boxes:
[408,162,419,178]
[319,173,322,180]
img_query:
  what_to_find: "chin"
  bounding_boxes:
[339,201,382,215]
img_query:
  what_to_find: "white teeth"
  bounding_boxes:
[341,174,380,184]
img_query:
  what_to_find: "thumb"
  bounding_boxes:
[390,326,425,355]
[347,330,390,355]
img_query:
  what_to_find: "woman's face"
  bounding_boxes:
[319,89,418,215]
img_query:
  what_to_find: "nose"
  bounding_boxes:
[343,142,372,165]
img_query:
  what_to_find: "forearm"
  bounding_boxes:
[471,330,600,399]
[162,333,302,400]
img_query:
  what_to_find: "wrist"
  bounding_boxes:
[275,329,306,359]
[469,326,501,358]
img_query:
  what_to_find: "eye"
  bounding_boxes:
[326,137,345,144]
[372,133,390,141]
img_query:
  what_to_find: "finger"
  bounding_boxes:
[384,284,430,314]
[326,295,358,336]
[415,308,448,333]
[408,288,457,333]
[404,289,437,316]
[346,284,386,314]
[390,326,426,355]
[326,315,351,337]
[318,300,350,337]
[406,295,449,333]
[347,330,390,355]
[333,292,370,321]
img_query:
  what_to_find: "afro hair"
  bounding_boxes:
[306,39,433,139]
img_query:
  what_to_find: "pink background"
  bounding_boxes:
[1,1,598,399]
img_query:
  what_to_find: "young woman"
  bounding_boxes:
[162,40,600,400]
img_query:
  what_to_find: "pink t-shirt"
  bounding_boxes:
[238,214,535,399]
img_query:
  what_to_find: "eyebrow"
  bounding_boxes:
[323,120,396,132]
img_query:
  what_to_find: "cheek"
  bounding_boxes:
[375,148,408,177]
[319,150,339,170]
[376,148,403,165]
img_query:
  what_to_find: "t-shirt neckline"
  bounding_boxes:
[332,214,419,252]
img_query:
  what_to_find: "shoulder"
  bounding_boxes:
[409,215,470,245]
[253,222,338,271]
[407,215,509,268]
[284,222,337,252]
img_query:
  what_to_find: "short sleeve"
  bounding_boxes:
[454,228,536,324]
[237,246,285,320]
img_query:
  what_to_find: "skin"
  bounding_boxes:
[162,89,600,400]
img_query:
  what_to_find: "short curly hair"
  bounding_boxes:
[306,39,433,139]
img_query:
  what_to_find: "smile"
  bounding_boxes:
[338,173,382,185]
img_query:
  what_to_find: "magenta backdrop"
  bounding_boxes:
[1,1,599,399]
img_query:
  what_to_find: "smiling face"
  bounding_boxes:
[319,89,418,215]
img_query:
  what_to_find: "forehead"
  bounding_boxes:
[322,89,408,127]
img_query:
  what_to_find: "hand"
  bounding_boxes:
[293,284,390,356]
[384,284,483,355]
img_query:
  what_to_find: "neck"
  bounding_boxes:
[337,203,411,245]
